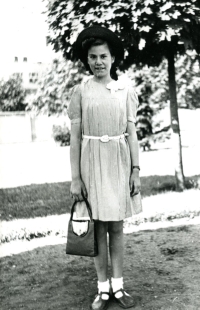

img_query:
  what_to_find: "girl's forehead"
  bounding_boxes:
[88,43,111,54]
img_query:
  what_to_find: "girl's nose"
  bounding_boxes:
[95,57,102,64]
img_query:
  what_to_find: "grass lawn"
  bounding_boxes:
[0,182,71,221]
[0,174,199,221]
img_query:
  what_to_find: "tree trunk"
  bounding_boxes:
[167,47,185,191]
[196,56,200,189]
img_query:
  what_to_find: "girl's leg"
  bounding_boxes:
[94,220,109,282]
[108,220,124,278]
[91,221,110,310]
[108,221,136,308]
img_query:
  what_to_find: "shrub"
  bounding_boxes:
[0,74,27,111]
[52,124,70,146]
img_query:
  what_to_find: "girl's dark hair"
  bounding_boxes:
[81,38,118,80]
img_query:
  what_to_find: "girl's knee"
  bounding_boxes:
[95,221,108,238]
[108,221,123,235]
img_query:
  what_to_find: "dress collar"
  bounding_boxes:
[106,80,126,94]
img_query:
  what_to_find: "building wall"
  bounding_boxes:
[0,112,70,144]
[0,54,52,91]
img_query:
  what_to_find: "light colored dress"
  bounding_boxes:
[68,78,142,221]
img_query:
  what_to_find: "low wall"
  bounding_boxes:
[0,112,70,144]
[0,109,199,145]
[0,112,31,144]
[178,108,200,147]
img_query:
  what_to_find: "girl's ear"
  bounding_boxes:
[112,56,115,64]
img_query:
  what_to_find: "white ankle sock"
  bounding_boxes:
[111,277,124,298]
[98,279,110,300]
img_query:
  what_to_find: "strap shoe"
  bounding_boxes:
[113,289,136,308]
[90,292,110,310]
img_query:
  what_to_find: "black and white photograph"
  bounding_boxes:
[0,0,200,309]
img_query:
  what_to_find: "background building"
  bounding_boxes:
[0,0,61,144]
[0,0,56,90]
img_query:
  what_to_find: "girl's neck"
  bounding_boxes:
[93,76,113,85]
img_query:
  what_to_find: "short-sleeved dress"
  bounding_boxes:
[68,78,142,221]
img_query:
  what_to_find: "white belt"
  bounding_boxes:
[82,133,129,143]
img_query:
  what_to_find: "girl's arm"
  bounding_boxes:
[70,122,87,201]
[126,121,141,196]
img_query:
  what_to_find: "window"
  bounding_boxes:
[29,72,38,83]
[14,57,18,62]
[13,72,23,77]
[23,57,27,62]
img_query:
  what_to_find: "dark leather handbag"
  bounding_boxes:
[66,196,98,257]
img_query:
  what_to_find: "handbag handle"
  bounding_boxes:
[70,194,93,221]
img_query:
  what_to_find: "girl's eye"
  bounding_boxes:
[88,55,107,60]
[88,55,96,60]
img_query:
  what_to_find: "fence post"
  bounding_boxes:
[30,116,36,142]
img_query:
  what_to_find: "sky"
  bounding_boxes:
[0,0,53,62]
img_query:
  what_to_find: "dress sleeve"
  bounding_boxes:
[126,86,139,123]
[67,85,82,124]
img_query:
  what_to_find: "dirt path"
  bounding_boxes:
[1,224,200,310]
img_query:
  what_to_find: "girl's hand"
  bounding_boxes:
[70,178,87,201]
[129,170,141,196]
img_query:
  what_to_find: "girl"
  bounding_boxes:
[68,26,142,310]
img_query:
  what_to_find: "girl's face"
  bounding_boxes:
[87,43,115,80]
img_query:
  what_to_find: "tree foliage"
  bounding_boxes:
[0,74,27,112]
[47,0,200,67]
[127,52,200,144]
[136,53,200,105]
[27,57,87,115]
[176,53,200,108]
